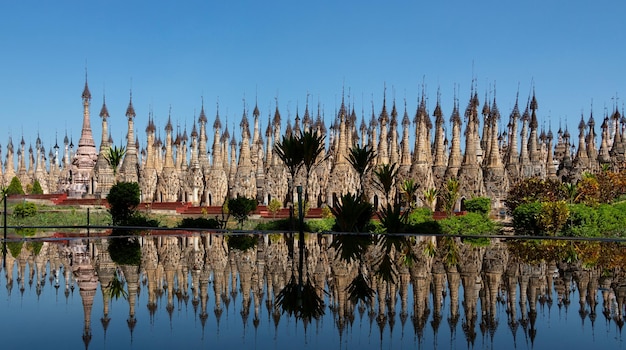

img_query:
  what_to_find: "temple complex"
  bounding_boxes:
[2,79,625,213]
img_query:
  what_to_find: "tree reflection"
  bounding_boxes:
[107,230,141,266]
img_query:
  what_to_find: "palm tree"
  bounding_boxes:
[423,187,439,211]
[347,144,376,200]
[299,130,328,204]
[105,145,126,181]
[373,163,398,206]
[274,134,304,229]
[441,178,460,217]
[400,179,420,210]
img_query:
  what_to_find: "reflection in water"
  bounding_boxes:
[1,233,626,349]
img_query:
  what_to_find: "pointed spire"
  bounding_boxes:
[125,90,136,118]
[402,98,411,127]
[99,94,109,118]
[214,100,222,129]
[273,99,281,126]
[165,107,173,132]
[199,97,208,123]
[82,70,91,101]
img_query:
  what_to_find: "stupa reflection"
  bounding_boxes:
[1,233,625,349]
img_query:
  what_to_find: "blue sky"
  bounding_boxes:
[1,0,624,154]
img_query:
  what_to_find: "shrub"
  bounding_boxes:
[255,217,335,233]
[321,205,333,219]
[464,197,491,215]
[307,218,335,233]
[125,213,160,228]
[31,180,44,195]
[406,207,440,234]
[596,203,626,236]
[537,200,569,235]
[6,177,24,196]
[255,219,290,231]
[178,217,221,229]
[505,177,567,213]
[438,212,497,236]
[575,175,600,205]
[562,204,600,237]
[13,202,37,218]
[331,193,374,233]
[377,203,409,233]
[267,198,282,219]
[512,202,543,235]
[407,207,434,225]
[107,182,140,225]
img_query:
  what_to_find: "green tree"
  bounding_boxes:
[347,144,376,199]
[31,180,44,195]
[107,181,140,225]
[227,196,258,229]
[6,176,25,195]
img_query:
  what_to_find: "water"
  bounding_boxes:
[1,232,625,349]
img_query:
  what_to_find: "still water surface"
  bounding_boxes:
[1,232,625,349]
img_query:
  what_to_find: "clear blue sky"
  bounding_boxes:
[1,0,624,154]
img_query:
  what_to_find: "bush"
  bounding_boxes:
[331,193,374,233]
[255,219,291,231]
[438,212,497,236]
[562,202,626,237]
[178,217,221,229]
[31,180,44,195]
[307,218,335,232]
[405,207,440,234]
[6,177,24,196]
[512,202,543,235]
[254,217,335,233]
[267,198,282,219]
[107,182,140,225]
[596,203,626,236]
[125,213,160,228]
[562,204,600,237]
[321,205,333,219]
[407,207,433,224]
[537,201,570,235]
[505,177,567,213]
[13,202,37,218]
[464,197,491,215]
